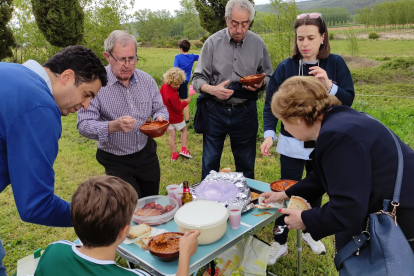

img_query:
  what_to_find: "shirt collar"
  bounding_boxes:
[226,28,246,49]
[106,64,137,87]
[22,60,53,94]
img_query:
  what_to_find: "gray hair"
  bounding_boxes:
[225,0,255,23]
[104,30,137,53]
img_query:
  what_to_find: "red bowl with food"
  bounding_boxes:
[270,179,298,192]
[148,232,184,262]
[239,74,265,87]
[139,120,169,138]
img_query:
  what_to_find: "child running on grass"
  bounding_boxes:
[34,175,200,276]
[160,68,193,161]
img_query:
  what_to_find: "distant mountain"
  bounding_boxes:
[255,0,395,15]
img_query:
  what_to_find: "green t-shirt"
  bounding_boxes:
[34,240,150,276]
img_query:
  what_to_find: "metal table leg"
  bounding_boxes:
[297,230,302,276]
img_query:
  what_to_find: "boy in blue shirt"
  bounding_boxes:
[35,176,200,276]
[174,39,199,123]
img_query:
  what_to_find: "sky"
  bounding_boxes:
[132,0,272,15]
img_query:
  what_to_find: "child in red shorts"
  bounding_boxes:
[160,68,193,161]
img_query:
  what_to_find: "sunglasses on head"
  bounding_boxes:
[297,12,326,30]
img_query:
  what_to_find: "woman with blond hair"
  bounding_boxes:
[261,76,414,256]
[261,13,355,264]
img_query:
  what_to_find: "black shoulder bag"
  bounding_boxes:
[334,117,414,275]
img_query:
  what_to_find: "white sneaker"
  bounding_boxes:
[302,232,326,255]
[268,241,288,265]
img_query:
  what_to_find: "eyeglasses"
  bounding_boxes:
[230,19,250,29]
[297,13,326,30]
[109,52,138,65]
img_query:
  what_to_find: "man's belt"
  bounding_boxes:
[212,99,251,109]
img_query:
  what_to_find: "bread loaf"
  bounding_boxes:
[287,196,311,211]
[127,223,151,239]
[220,167,231,173]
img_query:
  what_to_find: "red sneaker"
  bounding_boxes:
[171,152,180,161]
[179,150,193,159]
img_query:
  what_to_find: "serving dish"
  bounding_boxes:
[132,195,178,226]
[174,201,228,245]
[148,232,184,262]
[139,120,169,138]
[239,74,265,87]
[270,179,297,192]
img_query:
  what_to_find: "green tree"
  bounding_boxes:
[133,9,173,41]
[0,0,16,60]
[260,0,297,68]
[195,0,255,36]
[31,0,84,47]
[81,0,133,64]
[175,0,207,39]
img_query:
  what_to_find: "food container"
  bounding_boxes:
[174,201,229,245]
[270,179,298,192]
[132,195,178,226]
[139,120,169,138]
[239,74,265,87]
[148,232,184,262]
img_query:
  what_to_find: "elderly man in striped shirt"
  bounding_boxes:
[77,30,168,198]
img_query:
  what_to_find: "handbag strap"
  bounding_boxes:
[334,114,404,270]
[364,114,404,204]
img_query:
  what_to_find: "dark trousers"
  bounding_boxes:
[201,100,258,180]
[274,154,322,244]
[96,138,160,198]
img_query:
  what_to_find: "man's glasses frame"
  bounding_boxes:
[109,52,139,65]
[230,19,250,29]
[297,13,326,30]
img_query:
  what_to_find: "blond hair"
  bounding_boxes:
[163,67,186,86]
[271,76,341,127]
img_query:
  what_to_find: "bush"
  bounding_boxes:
[329,33,335,40]
[193,42,203,49]
[380,57,414,70]
[369,32,380,40]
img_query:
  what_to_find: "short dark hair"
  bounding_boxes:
[292,16,330,60]
[178,39,191,52]
[71,176,138,248]
[43,45,108,87]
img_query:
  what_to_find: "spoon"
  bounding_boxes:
[233,70,245,80]
[273,225,288,235]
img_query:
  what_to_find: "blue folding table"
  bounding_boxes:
[117,178,282,276]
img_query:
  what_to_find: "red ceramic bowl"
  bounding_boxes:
[270,180,298,192]
[139,120,169,138]
[148,232,184,262]
[239,74,265,87]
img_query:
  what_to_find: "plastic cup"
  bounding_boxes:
[227,204,241,230]
[166,184,179,199]
[174,188,184,208]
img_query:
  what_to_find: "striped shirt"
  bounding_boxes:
[77,65,168,156]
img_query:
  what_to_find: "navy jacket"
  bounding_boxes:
[263,54,355,138]
[286,106,414,250]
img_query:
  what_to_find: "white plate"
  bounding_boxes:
[254,197,286,209]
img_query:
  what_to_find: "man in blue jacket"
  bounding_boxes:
[0,45,107,275]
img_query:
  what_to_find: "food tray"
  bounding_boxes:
[132,195,178,226]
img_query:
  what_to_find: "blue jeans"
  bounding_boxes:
[201,100,258,180]
[274,154,322,244]
[0,240,6,276]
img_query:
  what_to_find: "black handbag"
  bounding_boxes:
[334,119,414,275]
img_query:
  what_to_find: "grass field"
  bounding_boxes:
[1,40,414,276]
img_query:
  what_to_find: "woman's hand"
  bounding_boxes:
[309,66,333,91]
[260,191,288,204]
[279,208,306,230]
[260,137,274,156]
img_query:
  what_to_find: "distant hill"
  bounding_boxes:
[255,0,395,15]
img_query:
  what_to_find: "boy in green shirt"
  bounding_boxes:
[34,176,200,276]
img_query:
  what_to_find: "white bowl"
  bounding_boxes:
[132,195,178,226]
[174,201,229,245]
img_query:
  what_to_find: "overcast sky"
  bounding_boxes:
[132,0,272,15]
